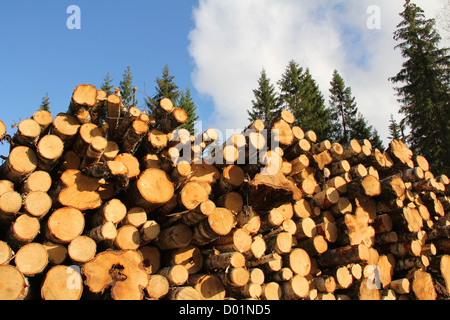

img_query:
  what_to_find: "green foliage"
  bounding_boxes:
[145,64,180,113]
[119,65,137,107]
[328,70,358,144]
[101,72,114,96]
[388,114,402,141]
[278,61,330,141]
[247,68,282,127]
[390,0,450,175]
[39,92,50,111]
[178,87,199,135]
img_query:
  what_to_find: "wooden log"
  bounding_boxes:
[80,136,108,169]
[0,265,30,300]
[155,224,192,250]
[179,181,209,211]
[41,265,84,300]
[158,265,189,286]
[346,175,381,198]
[140,220,161,245]
[246,170,302,211]
[270,119,294,149]
[120,119,149,154]
[106,94,121,138]
[23,191,52,219]
[35,134,64,172]
[313,187,340,210]
[217,267,249,288]
[191,208,235,247]
[138,246,161,274]
[32,110,53,135]
[203,251,246,271]
[152,98,175,121]
[0,240,14,265]
[215,191,244,214]
[0,191,23,223]
[188,274,226,300]
[317,244,373,268]
[114,153,140,179]
[21,170,52,194]
[284,139,311,161]
[146,274,169,300]
[158,108,188,133]
[167,286,202,300]
[282,275,310,300]
[51,113,80,148]
[0,146,38,183]
[6,214,40,249]
[12,119,41,148]
[45,207,85,244]
[212,228,252,254]
[126,169,174,213]
[165,245,203,275]
[68,236,97,264]
[385,140,414,171]
[42,241,68,266]
[86,221,117,243]
[82,250,149,300]
[69,84,98,115]
[410,270,437,300]
[265,231,293,255]
[14,242,48,277]
[56,170,102,211]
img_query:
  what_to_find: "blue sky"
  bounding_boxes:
[0,0,446,158]
[0,0,212,156]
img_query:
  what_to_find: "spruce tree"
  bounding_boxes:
[119,65,136,107]
[178,87,199,135]
[390,0,450,175]
[145,64,180,113]
[101,72,114,96]
[39,92,50,111]
[388,114,402,141]
[278,60,303,112]
[328,70,358,144]
[247,68,282,127]
[278,61,331,141]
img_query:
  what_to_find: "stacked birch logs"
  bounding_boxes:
[0,84,449,300]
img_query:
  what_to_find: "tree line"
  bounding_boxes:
[39,1,448,175]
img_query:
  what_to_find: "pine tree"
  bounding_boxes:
[39,92,50,111]
[101,72,114,96]
[178,87,199,135]
[390,1,450,175]
[388,114,402,141]
[119,65,137,107]
[278,61,331,141]
[278,60,303,112]
[247,68,282,127]
[145,64,180,113]
[328,70,358,144]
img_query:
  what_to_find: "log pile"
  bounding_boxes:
[0,84,449,300]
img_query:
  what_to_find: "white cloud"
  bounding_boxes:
[188,0,447,145]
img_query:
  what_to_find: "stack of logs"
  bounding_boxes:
[0,83,448,300]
